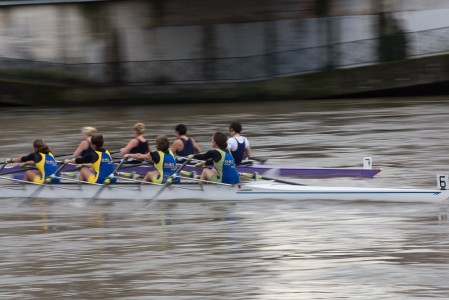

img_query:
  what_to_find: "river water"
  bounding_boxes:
[1,98,449,299]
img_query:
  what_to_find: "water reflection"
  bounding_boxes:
[1,98,449,298]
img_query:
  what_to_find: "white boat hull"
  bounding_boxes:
[0,181,448,203]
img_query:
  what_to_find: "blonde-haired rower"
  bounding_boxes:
[120,122,150,155]
[125,135,178,184]
[72,126,97,158]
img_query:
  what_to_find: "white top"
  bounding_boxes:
[227,136,249,151]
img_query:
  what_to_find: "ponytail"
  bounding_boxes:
[33,139,51,154]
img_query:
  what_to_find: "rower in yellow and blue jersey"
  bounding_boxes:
[65,134,114,184]
[125,135,179,184]
[188,132,240,185]
[8,139,59,183]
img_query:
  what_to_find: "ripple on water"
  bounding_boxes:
[1,98,449,299]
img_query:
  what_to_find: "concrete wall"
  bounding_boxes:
[0,0,448,85]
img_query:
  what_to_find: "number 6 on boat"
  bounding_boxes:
[437,174,449,190]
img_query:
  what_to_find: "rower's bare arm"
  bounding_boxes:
[125,152,151,161]
[9,157,21,163]
[19,161,36,167]
[245,146,252,158]
[120,139,139,155]
[65,158,76,164]
[171,140,182,153]
[73,140,89,158]
[192,139,201,154]
[76,163,92,169]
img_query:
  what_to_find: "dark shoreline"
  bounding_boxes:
[1,54,449,107]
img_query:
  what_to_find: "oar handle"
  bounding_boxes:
[54,149,121,158]
[173,159,192,177]
[102,157,128,184]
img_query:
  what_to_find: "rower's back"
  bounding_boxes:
[176,137,195,156]
[227,122,250,165]
[174,124,196,156]
[129,138,149,154]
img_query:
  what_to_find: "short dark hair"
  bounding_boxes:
[91,134,104,148]
[213,132,228,150]
[175,124,187,135]
[229,122,242,133]
[156,135,170,151]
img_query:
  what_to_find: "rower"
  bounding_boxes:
[65,134,114,184]
[72,126,97,158]
[7,139,59,183]
[125,135,179,184]
[188,132,239,184]
[120,122,150,155]
[172,124,201,157]
[227,122,252,165]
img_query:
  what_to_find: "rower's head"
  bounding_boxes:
[212,132,228,150]
[91,134,104,151]
[175,124,187,137]
[82,126,97,139]
[229,122,242,136]
[156,135,170,152]
[133,122,145,137]
[33,139,51,154]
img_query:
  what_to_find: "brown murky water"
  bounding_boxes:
[1,98,449,299]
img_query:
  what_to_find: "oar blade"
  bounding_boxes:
[0,161,8,172]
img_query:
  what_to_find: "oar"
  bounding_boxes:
[179,174,233,186]
[248,157,268,165]
[143,158,191,209]
[21,162,68,206]
[239,172,306,186]
[117,175,162,186]
[87,157,127,204]
[54,149,121,158]
[0,165,38,176]
[0,161,8,172]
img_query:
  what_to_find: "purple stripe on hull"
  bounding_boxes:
[0,164,382,178]
[233,165,381,178]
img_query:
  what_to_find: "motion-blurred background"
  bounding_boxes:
[0,0,448,105]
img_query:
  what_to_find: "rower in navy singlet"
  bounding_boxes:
[227,122,252,165]
[172,124,201,157]
[8,139,59,183]
[125,135,179,184]
[73,126,97,158]
[189,132,239,185]
[120,122,150,155]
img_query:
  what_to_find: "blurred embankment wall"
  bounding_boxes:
[0,0,449,104]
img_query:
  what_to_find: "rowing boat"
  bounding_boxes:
[0,158,382,179]
[0,180,446,203]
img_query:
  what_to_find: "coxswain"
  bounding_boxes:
[72,126,97,158]
[7,139,59,183]
[227,121,252,165]
[125,135,179,184]
[188,132,239,184]
[171,124,201,157]
[120,122,150,155]
[65,134,114,184]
